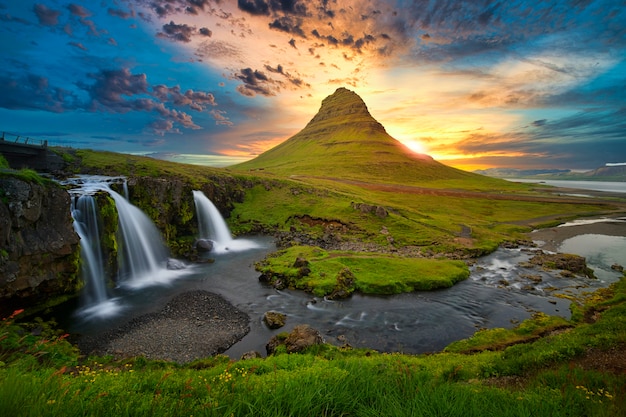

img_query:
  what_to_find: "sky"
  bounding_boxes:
[0,0,624,171]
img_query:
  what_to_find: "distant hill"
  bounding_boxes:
[476,166,626,182]
[474,168,571,178]
[232,88,501,187]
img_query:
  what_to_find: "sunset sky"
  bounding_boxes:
[1,1,624,171]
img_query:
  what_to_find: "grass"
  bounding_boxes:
[1,276,624,417]
[256,245,469,296]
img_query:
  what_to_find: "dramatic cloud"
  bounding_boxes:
[234,68,275,96]
[2,1,624,167]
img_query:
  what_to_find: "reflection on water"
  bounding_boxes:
[64,230,625,358]
[559,234,626,282]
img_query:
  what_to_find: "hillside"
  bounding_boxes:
[232,88,502,188]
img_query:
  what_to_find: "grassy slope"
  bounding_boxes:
[231,88,506,189]
[56,148,618,297]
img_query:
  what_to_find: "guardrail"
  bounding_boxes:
[1,132,48,147]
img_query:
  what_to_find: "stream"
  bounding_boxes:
[64,226,625,358]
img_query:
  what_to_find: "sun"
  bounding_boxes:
[403,139,428,155]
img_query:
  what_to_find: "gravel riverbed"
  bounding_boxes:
[77,290,250,363]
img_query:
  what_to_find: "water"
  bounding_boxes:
[65,176,192,319]
[71,195,108,306]
[193,190,259,253]
[508,179,626,194]
[63,226,625,358]
[63,178,626,357]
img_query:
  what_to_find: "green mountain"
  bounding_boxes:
[232,88,497,187]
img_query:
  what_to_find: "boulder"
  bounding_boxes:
[195,239,214,253]
[266,324,324,355]
[263,311,287,329]
[528,251,595,278]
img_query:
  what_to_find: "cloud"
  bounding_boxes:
[158,20,196,42]
[152,85,217,110]
[238,0,270,16]
[108,7,135,19]
[67,4,91,18]
[141,0,213,18]
[78,67,223,135]
[0,74,76,113]
[269,16,306,38]
[234,68,276,96]
[33,3,60,26]
[210,109,234,126]
[68,41,88,51]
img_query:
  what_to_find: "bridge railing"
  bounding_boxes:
[1,132,48,147]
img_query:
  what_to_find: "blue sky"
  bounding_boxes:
[0,0,624,170]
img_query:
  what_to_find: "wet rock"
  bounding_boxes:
[528,251,595,278]
[266,324,324,355]
[195,239,214,253]
[263,311,287,329]
[611,263,624,272]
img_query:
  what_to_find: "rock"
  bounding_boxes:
[351,202,388,218]
[528,251,595,278]
[195,239,214,252]
[293,257,309,268]
[263,311,287,329]
[611,263,624,272]
[327,267,356,300]
[266,324,324,355]
[0,177,80,314]
[241,351,262,360]
[166,258,187,270]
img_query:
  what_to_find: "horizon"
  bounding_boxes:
[1,1,624,171]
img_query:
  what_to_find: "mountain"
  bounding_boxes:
[476,165,626,182]
[232,88,495,186]
[474,168,571,178]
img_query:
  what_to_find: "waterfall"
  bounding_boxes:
[192,190,258,253]
[71,195,107,305]
[65,176,189,318]
[105,186,172,288]
[193,190,233,245]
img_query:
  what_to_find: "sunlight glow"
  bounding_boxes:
[401,139,428,155]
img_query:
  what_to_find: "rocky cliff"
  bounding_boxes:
[0,175,80,315]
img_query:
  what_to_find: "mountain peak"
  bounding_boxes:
[232,87,483,185]
[304,88,386,134]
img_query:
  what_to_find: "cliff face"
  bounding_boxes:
[0,176,80,314]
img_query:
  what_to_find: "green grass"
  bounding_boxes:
[1,276,625,416]
[256,245,470,296]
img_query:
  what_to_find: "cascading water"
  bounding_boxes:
[193,190,233,246]
[66,176,190,318]
[192,190,258,253]
[71,195,108,306]
[106,186,171,287]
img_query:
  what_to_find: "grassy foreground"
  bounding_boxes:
[1,277,624,417]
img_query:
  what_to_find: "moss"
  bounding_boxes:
[96,194,118,284]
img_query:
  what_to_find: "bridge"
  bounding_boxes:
[0,132,65,172]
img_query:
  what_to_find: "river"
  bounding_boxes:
[64,225,625,358]
[507,179,626,194]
